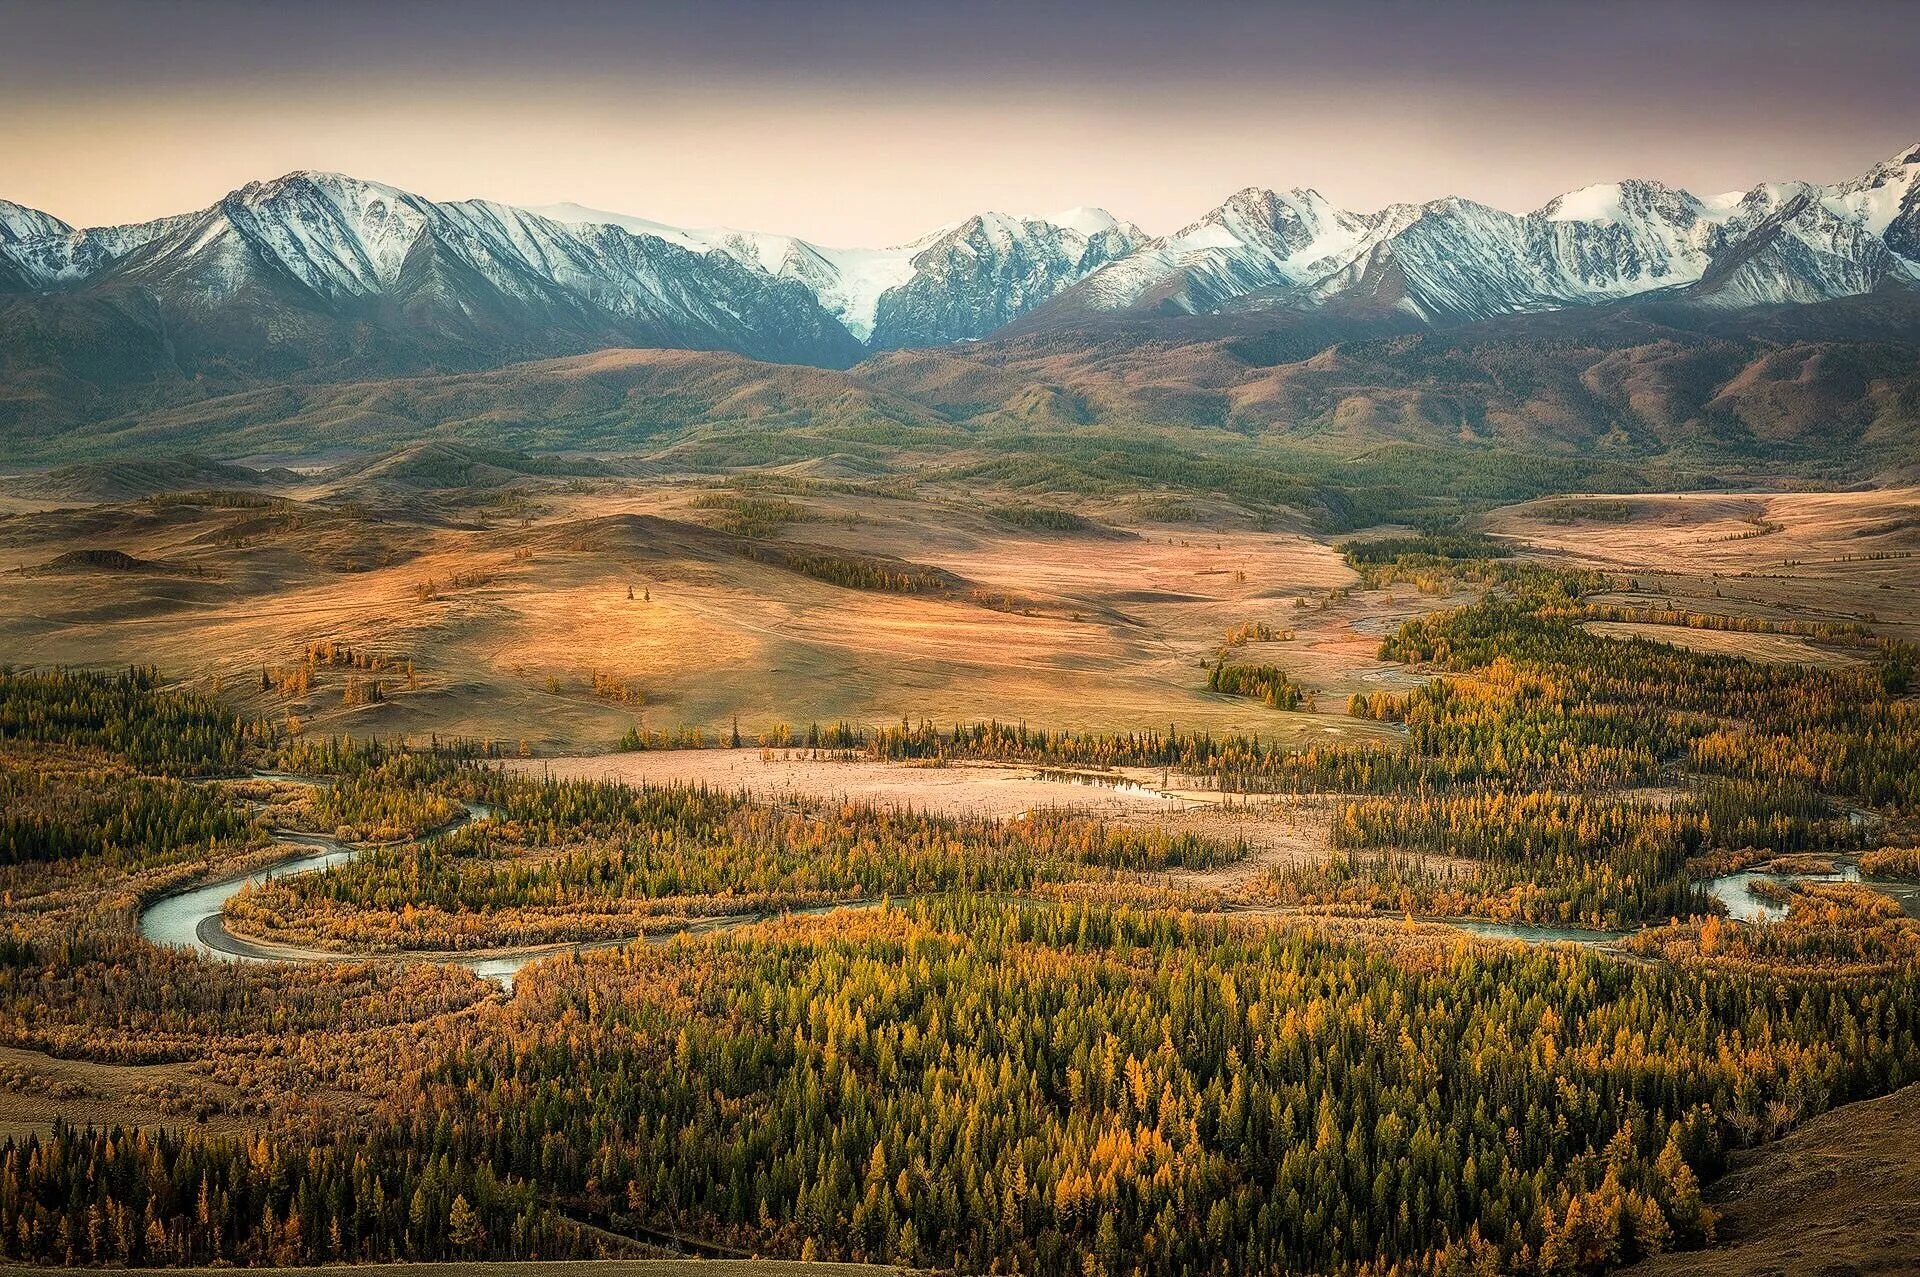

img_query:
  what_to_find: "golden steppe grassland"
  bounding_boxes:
[4,477,1914,752]
[0,475,1422,751]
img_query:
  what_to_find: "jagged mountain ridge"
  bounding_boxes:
[0,145,1915,406]
[1032,143,1920,326]
[0,173,1146,393]
[0,174,863,370]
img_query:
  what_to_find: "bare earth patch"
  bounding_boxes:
[501,751,1338,871]
[1580,621,1870,667]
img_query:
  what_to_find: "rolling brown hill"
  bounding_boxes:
[24,347,948,463]
[1621,1082,1920,1277]
[868,293,1920,459]
[10,294,1919,486]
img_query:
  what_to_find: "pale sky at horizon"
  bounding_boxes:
[4,0,1918,245]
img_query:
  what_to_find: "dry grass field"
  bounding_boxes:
[1483,488,1920,644]
[0,472,1424,752]
[1579,621,1872,667]
[503,751,1344,879]
[0,1046,252,1142]
[4,474,1913,761]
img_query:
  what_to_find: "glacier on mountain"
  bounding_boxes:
[531,203,1141,345]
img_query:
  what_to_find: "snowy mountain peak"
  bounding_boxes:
[0,173,863,365]
[864,208,1149,347]
[1864,141,1920,174]
[1056,145,1920,327]
[524,200,1141,345]
[1822,144,1920,242]
[1540,179,1702,226]
[236,169,393,197]
[1211,186,1336,227]
[1045,206,1130,237]
[1167,186,1361,268]
[212,171,436,297]
[0,199,75,245]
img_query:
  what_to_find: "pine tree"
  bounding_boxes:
[448,1195,485,1255]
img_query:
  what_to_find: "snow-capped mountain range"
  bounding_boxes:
[0,175,861,368]
[2,144,1916,372]
[1042,143,1920,324]
[0,175,1145,363]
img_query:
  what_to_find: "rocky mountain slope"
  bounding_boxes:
[0,173,862,373]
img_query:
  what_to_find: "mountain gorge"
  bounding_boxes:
[532,201,1147,347]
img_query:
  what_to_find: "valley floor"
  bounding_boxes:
[0,467,1457,750]
[501,752,1341,881]
[4,471,1920,1276]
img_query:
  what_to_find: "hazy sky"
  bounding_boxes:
[5,0,1918,244]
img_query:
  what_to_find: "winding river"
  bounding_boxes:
[150,774,1920,989]
[134,797,576,986]
[136,811,1626,996]
[1703,855,1920,923]
[136,778,887,988]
